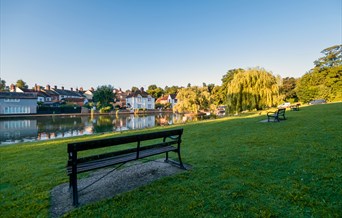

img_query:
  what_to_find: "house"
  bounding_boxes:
[113,88,129,108]
[51,86,85,101]
[80,87,94,102]
[41,85,59,102]
[156,95,168,105]
[10,84,53,103]
[168,94,178,108]
[0,92,37,114]
[126,87,155,110]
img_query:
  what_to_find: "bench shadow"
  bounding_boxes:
[50,159,190,218]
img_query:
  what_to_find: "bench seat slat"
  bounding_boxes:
[67,145,177,174]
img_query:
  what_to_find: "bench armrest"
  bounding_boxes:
[267,111,276,115]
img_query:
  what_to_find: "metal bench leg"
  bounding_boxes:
[71,172,79,206]
[177,151,186,170]
[165,152,169,162]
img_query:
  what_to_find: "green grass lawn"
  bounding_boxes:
[1,103,342,217]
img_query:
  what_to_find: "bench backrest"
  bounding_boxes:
[277,108,285,115]
[67,128,183,153]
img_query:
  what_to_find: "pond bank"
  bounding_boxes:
[0,109,174,118]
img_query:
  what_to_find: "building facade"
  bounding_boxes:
[126,88,155,110]
[0,92,37,114]
[168,94,178,108]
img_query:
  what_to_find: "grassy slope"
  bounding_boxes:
[1,103,341,217]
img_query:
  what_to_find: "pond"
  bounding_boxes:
[0,113,224,145]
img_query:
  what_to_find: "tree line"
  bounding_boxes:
[1,45,340,114]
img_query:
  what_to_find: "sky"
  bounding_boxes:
[1,0,341,91]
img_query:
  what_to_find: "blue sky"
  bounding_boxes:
[1,0,341,90]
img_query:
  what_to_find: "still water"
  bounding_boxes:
[0,113,219,145]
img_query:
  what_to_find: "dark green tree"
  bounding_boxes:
[280,77,298,102]
[146,84,164,99]
[164,85,181,95]
[131,86,139,92]
[93,85,115,108]
[16,79,28,89]
[314,44,341,68]
[296,45,342,103]
[0,78,6,91]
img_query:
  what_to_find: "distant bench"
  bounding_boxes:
[290,104,300,111]
[66,128,185,206]
[267,108,286,122]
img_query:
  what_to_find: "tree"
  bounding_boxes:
[164,85,181,95]
[226,68,280,112]
[296,45,342,103]
[93,85,115,108]
[0,78,6,91]
[219,68,245,104]
[296,65,342,102]
[280,77,298,102]
[173,87,198,113]
[146,84,164,99]
[314,44,341,68]
[173,85,215,114]
[16,79,28,89]
[131,86,139,92]
[207,83,215,94]
[210,85,226,106]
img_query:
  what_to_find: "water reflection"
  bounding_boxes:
[0,113,219,145]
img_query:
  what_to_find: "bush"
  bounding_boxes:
[99,106,112,113]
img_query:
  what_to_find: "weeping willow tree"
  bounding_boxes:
[227,68,280,112]
[173,87,198,113]
[173,86,214,114]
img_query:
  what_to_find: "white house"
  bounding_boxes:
[0,92,37,114]
[126,88,155,110]
[167,94,178,108]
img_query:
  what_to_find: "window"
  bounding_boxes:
[4,98,20,102]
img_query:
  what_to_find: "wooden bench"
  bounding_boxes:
[267,108,286,122]
[290,104,300,111]
[66,128,185,206]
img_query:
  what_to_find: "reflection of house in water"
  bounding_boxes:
[126,115,155,130]
[155,113,173,126]
[0,119,38,143]
[36,116,86,140]
[113,116,128,131]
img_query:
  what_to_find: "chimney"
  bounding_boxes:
[140,87,144,92]
[10,84,15,92]
[34,84,38,91]
[90,87,94,92]
[46,85,50,90]
[54,85,57,89]
[76,87,79,92]
[70,87,73,91]
[61,86,64,90]
[37,85,41,92]
[79,87,83,91]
